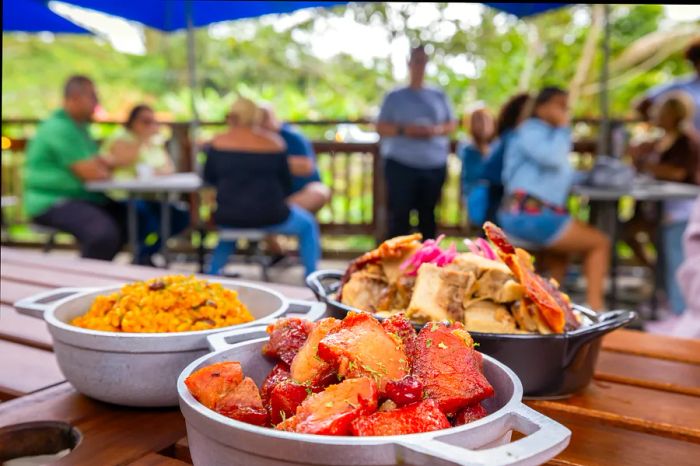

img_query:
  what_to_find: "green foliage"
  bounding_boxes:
[2,4,697,123]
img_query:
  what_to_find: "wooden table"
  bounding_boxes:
[573,180,700,312]
[1,247,699,465]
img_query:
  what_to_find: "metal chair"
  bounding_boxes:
[28,224,60,253]
[215,229,274,281]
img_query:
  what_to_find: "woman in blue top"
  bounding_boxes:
[460,108,494,226]
[462,94,531,227]
[499,87,610,310]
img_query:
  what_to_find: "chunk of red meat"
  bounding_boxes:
[317,312,409,392]
[455,403,488,425]
[381,313,418,362]
[215,376,268,426]
[184,361,243,410]
[268,380,310,425]
[262,362,319,425]
[412,322,494,415]
[276,377,378,435]
[350,399,450,436]
[290,318,341,386]
[261,362,291,409]
[263,317,315,365]
[385,375,423,407]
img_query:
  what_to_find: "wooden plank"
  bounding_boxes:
[0,340,64,399]
[1,247,163,281]
[0,383,186,465]
[129,453,191,466]
[0,263,121,289]
[595,350,700,396]
[529,381,700,443]
[603,329,700,365]
[0,280,51,306]
[172,437,192,465]
[542,409,700,466]
[0,304,53,350]
[1,248,314,301]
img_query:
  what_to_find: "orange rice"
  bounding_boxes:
[71,275,254,333]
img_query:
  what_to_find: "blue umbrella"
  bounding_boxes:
[3,0,89,33]
[54,0,348,31]
[484,3,570,18]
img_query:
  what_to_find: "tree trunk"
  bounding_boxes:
[569,4,604,109]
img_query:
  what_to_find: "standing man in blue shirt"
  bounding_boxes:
[376,45,456,240]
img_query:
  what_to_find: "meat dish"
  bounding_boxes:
[185,312,494,436]
[339,222,581,334]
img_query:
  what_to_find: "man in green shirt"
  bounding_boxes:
[24,75,127,260]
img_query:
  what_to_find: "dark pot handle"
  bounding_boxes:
[565,308,636,363]
[568,308,636,338]
[305,270,344,301]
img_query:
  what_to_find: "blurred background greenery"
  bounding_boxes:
[3,3,699,126]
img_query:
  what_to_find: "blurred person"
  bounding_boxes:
[630,92,700,314]
[462,94,532,227]
[460,107,495,225]
[499,87,610,310]
[646,196,700,338]
[376,45,457,240]
[260,107,331,214]
[259,107,330,261]
[101,104,191,266]
[205,98,320,277]
[23,75,126,260]
[636,39,700,131]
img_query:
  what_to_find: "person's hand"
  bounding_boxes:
[629,141,655,159]
[404,124,436,138]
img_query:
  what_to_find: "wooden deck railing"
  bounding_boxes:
[1,118,610,249]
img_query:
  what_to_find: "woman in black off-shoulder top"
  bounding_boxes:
[205,98,320,277]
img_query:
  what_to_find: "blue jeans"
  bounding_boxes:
[662,220,687,315]
[132,200,191,263]
[209,205,320,277]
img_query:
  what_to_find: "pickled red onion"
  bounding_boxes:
[400,235,458,276]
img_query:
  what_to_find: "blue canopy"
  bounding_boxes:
[484,3,571,18]
[3,0,89,33]
[3,2,571,34]
[50,0,348,31]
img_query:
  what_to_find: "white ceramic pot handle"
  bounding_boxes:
[281,299,327,321]
[13,287,91,319]
[206,326,269,352]
[395,404,571,466]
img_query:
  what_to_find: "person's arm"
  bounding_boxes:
[645,163,688,182]
[105,139,141,167]
[433,120,457,136]
[519,123,572,168]
[287,156,314,177]
[283,129,316,176]
[435,93,457,137]
[376,93,402,137]
[71,157,111,181]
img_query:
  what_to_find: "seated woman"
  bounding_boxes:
[630,91,699,315]
[459,107,495,226]
[205,98,320,278]
[102,104,190,265]
[498,87,610,310]
[462,95,531,227]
